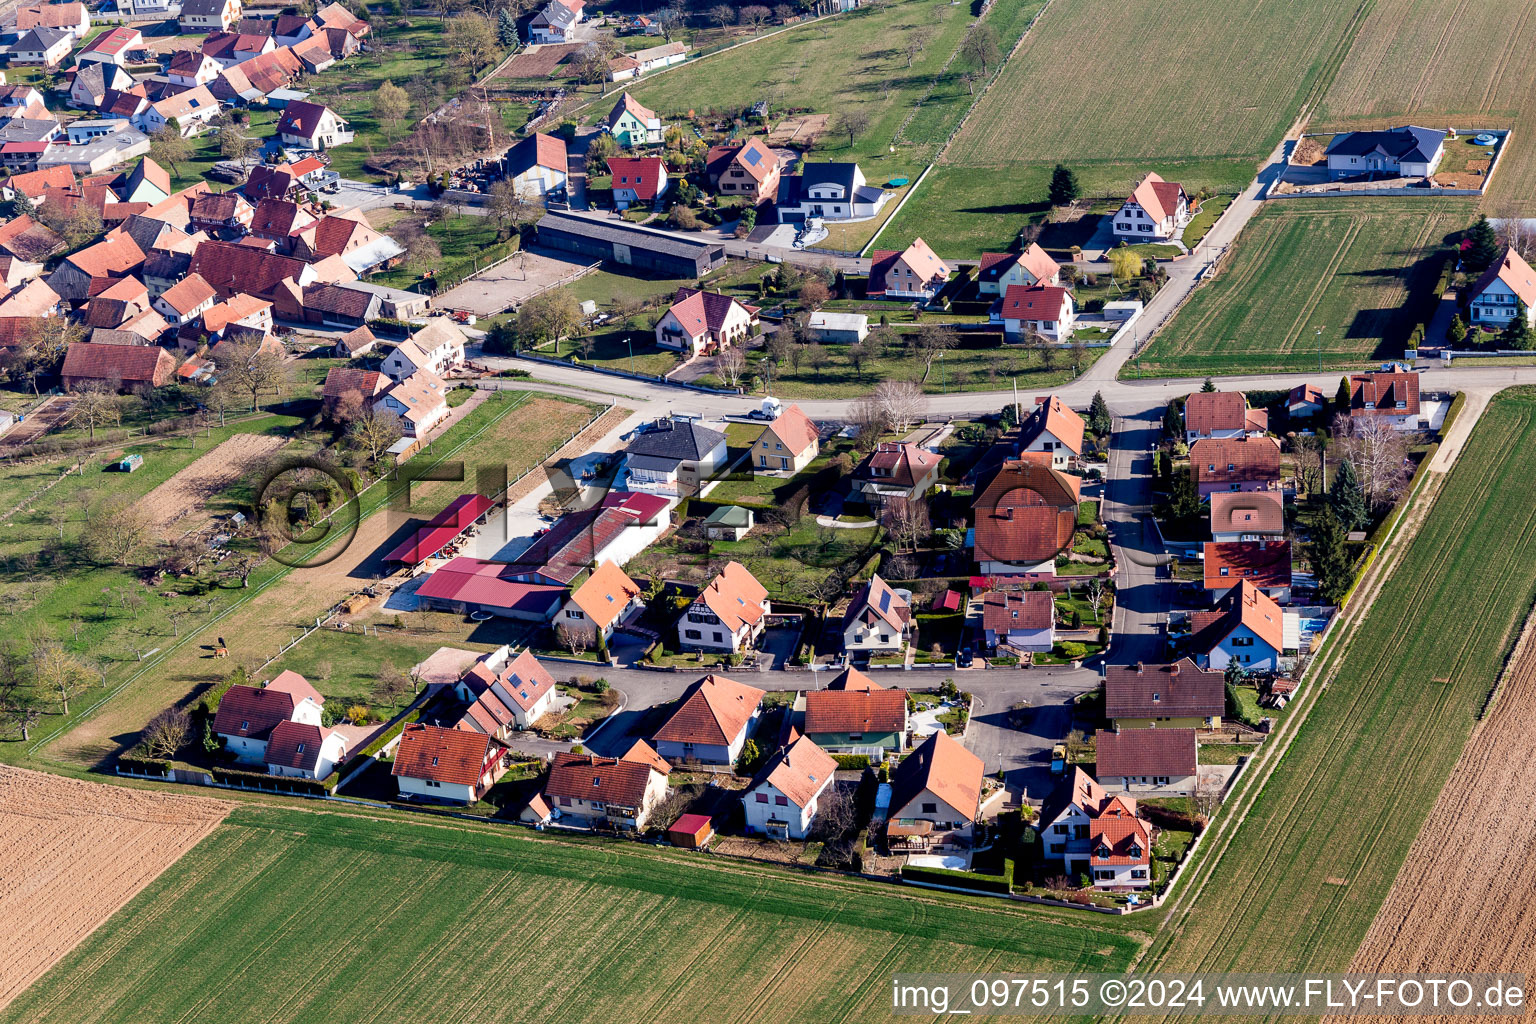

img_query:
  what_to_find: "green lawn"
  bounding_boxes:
[1145,387,1536,975]
[1181,192,1237,249]
[373,212,517,292]
[0,802,1144,1023]
[1132,198,1472,377]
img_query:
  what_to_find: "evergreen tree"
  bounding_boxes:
[1162,399,1184,440]
[1501,300,1533,350]
[1447,313,1467,345]
[1334,375,1353,413]
[1310,507,1353,604]
[1201,377,1217,392]
[497,8,518,47]
[1048,163,1080,206]
[1466,214,1501,273]
[1329,458,1369,530]
[1088,390,1111,435]
[1166,472,1202,522]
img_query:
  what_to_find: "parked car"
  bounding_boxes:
[1050,743,1067,774]
[956,646,973,668]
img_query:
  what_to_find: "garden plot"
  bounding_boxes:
[129,433,287,538]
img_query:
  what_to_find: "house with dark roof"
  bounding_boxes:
[11,27,73,67]
[301,280,380,327]
[1095,728,1199,798]
[622,416,727,495]
[70,60,135,108]
[1191,580,1285,672]
[1346,370,1423,431]
[1325,125,1445,179]
[852,441,942,510]
[535,211,725,277]
[607,155,668,210]
[1104,659,1224,730]
[886,729,986,852]
[976,243,1061,295]
[678,561,770,655]
[276,100,352,150]
[980,589,1054,652]
[264,720,349,780]
[1111,172,1189,241]
[971,458,1082,579]
[529,0,583,43]
[705,136,780,203]
[866,238,951,301]
[506,131,567,201]
[180,0,243,33]
[544,741,670,830]
[1038,767,1152,887]
[1189,436,1281,498]
[211,670,324,764]
[1183,390,1268,444]
[743,732,837,839]
[1209,491,1285,543]
[840,574,912,657]
[391,722,507,804]
[653,287,756,356]
[754,403,818,473]
[653,673,765,764]
[60,341,176,389]
[503,494,669,586]
[774,161,888,223]
[801,672,908,753]
[1469,245,1536,329]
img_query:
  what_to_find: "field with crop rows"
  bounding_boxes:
[1140,388,1536,981]
[1314,0,1536,211]
[944,0,1366,170]
[1132,198,1471,377]
[0,803,1145,1024]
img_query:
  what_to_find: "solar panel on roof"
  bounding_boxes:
[744,149,761,166]
[879,591,891,612]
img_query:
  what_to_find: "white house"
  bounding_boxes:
[980,590,1054,652]
[11,28,73,68]
[1469,245,1536,328]
[623,417,727,497]
[774,161,888,223]
[753,403,819,473]
[743,734,838,840]
[1111,172,1188,242]
[381,318,465,380]
[1038,768,1152,889]
[505,131,567,202]
[180,0,243,33]
[807,310,867,344]
[543,743,671,830]
[866,237,950,301]
[885,730,985,852]
[976,243,1060,296]
[166,50,222,88]
[840,574,912,657]
[1094,728,1199,799]
[677,560,769,653]
[152,271,217,326]
[276,100,353,150]
[528,0,583,43]
[1345,370,1422,432]
[998,284,1075,340]
[211,670,325,765]
[265,720,349,780]
[607,155,668,210]
[77,26,142,66]
[137,86,220,137]
[1323,125,1445,179]
[453,647,561,730]
[375,370,450,438]
[654,287,755,356]
[652,673,765,765]
[1018,394,1084,469]
[1191,580,1284,673]
[16,2,89,40]
[557,559,643,645]
[391,722,506,804]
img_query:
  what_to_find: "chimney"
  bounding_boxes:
[1135,662,1143,676]
[1170,662,1180,677]
[1003,507,1013,520]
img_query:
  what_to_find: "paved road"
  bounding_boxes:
[1103,409,1172,667]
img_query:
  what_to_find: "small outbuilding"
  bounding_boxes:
[703,504,753,541]
[668,812,715,849]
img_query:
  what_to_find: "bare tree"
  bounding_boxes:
[713,346,748,388]
[654,4,683,39]
[142,706,191,758]
[347,407,404,464]
[68,383,122,440]
[555,621,591,657]
[1494,203,1536,263]
[1333,413,1411,512]
[960,22,999,73]
[1291,433,1327,497]
[738,4,770,30]
[804,342,829,373]
[873,379,927,432]
[84,494,147,566]
[377,663,411,709]
[219,341,292,410]
[906,324,957,384]
[811,783,857,841]
[31,639,87,714]
[883,496,931,553]
[707,3,733,28]
[831,110,871,149]
[850,392,890,452]
[902,31,928,68]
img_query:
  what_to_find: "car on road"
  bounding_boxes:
[956,646,974,668]
[1050,743,1067,774]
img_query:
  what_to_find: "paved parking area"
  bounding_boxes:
[437,248,598,317]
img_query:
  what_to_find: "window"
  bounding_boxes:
[774,795,788,806]
[1054,823,1068,835]
[425,779,441,788]
[1049,842,1064,854]
[712,632,723,642]
[756,793,768,803]
[568,609,584,619]
[1094,869,1114,880]
[848,733,863,741]
[685,628,701,639]
[921,802,937,813]
[1154,776,1170,785]
[1073,824,1088,840]
[1131,869,1147,879]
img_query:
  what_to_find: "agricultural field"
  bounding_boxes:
[1142,388,1536,979]
[0,802,1144,1024]
[0,767,228,1013]
[1132,198,1471,377]
[1313,0,1536,211]
[1344,602,1536,1011]
[629,0,1047,179]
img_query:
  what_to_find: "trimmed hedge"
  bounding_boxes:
[901,858,1015,894]
[210,765,333,795]
[832,754,871,771]
[117,752,172,776]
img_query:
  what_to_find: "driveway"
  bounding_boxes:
[959,667,1100,802]
[1103,410,1172,666]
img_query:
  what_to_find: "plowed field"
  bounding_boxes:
[130,433,287,537]
[0,767,228,1012]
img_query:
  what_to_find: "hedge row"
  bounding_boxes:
[831,754,871,771]
[117,753,172,776]
[901,858,1015,894]
[210,764,333,796]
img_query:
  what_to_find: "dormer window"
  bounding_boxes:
[1151,693,1160,702]
[296,742,305,753]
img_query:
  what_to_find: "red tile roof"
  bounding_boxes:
[190,240,310,298]
[1189,436,1281,490]
[1184,390,1249,435]
[66,234,145,279]
[1125,171,1182,224]
[1096,728,1198,777]
[764,403,818,457]
[890,729,984,822]
[60,342,174,385]
[752,733,837,807]
[546,749,659,809]
[1348,371,1420,417]
[568,559,641,630]
[1104,659,1224,720]
[1209,490,1284,535]
[320,365,386,400]
[1472,245,1536,309]
[1089,799,1151,867]
[841,573,910,633]
[1001,283,1071,321]
[1024,394,1084,455]
[664,286,754,336]
[858,441,940,489]
[265,720,338,772]
[607,156,666,201]
[391,722,494,787]
[803,687,906,736]
[654,673,765,747]
[697,560,769,633]
[212,682,311,740]
[981,589,1053,632]
[705,137,777,184]
[826,667,880,691]
[1203,541,1291,591]
[157,272,215,315]
[867,237,950,295]
[1191,579,1284,654]
[972,459,1081,566]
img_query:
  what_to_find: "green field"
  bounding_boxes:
[1131,198,1471,377]
[0,803,1144,1023]
[1145,388,1536,976]
[630,0,1047,179]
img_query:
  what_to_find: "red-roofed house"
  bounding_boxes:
[1209,491,1285,543]
[391,722,506,804]
[1203,540,1291,603]
[972,458,1082,578]
[998,284,1076,340]
[704,137,780,203]
[1469,245,1536,329]
[60,341,175,389]
[606,156,668,210]
[853,441,942,510]
[1288,383,1326,418]
[544,742,670,830]
[152,270,216,325]
[1190,579,1285,672]
[976,243,1060,295]
[1346,371,1422,431]
[1087,795,1153,888]
[452,647,561,729]
[1112,171,1189,241]
[1183,390,1268,444]
[558,559,643,645]
[1189,436,1281,498]
[264,720,349,779]
[980,589,1055,651]
[1019,394,1084,469]
[743,733,837,839]
[211,670,324,764]
[678,560,769,654]
[48,232,145,301]
[886,729,985,851]
[802,676,908,753]
[1095,727,1199,798]
[754,403,819,473]
[652,673,765,764]
[866,238,951,301]
[654,286,756,356]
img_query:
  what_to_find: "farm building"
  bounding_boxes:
[383,493,494,567]
[534,212,725,278]
[414,557,565,620]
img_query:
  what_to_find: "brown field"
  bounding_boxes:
[130,433,288,538]
[0,766,228,1012]
[1339,606,1536,1020]
[495,42,582,80]
[1314,0,1536,210]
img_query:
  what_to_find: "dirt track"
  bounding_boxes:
[131,433,287,537]
[0,767,228,1011]
[1339,606,1536,1023]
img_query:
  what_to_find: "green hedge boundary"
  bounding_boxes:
[901,858,1015,894]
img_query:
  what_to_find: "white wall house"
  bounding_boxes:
[1469,247,1536,328]
[265,721,349,780]
[743,735,838,840]
[1111,172,1188,241]
[840,575,912,656]
[211,673,325,765]
[998,284,1075,340]
[1323,126,1445,179]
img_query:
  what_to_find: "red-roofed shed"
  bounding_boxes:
[384,493,494,565]
[668,812,714,849]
